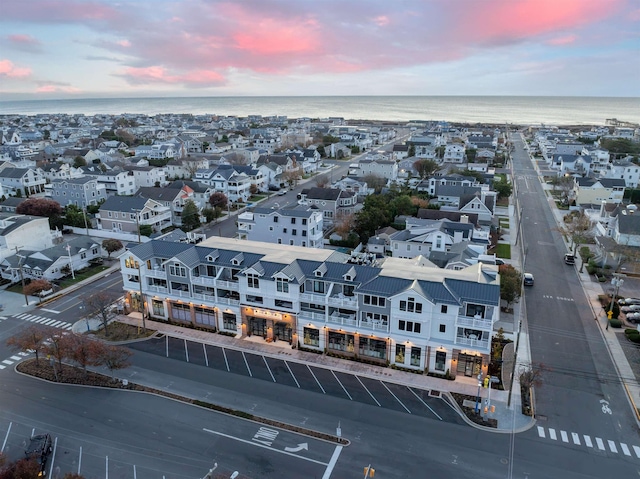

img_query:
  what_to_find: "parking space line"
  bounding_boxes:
[184,340,189,363]
[322,445,343,479]
[380,381,411,413]
[48,436,58,479]
[242,352,252,377]
[262,356,276,382]
[203,344,209,367]
[307,365,325,394]
[280,361,299,388]
[78,446,82,474]
[407,387,440,420]
[134,464,137,479]
[106,455,109,479]
[222,348,230,371]
[165,336,169,357]
[355,376,380,406]
[331,370,352,400]
[1,422,11,452]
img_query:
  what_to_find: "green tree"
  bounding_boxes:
[209,192,228,209]
[413,159,439,179]
[389,195,416,218]
[363,174,386,194]
[322,135,340,144]
[408,144,416,157]
[181,200,201,232]
[73,156,87,167]
[139,224,152,237]
[499,264,522,311]
[102,238,123,259]
[493,179,513,199]
[355,207,391,243]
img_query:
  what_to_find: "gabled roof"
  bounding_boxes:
[99,195,149,213]
[137,187,181,202]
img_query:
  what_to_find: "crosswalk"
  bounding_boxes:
[537,426,640,458]
[13,313,73,330]
[0,352,29,370]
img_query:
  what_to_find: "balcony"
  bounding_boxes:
[457,315,493,330]
[146,285,168,294]
[146,269,167,279]
[192,292,215,301]
[359,319,389,332]
[328,312,357,327]
[455,336,490,350]
[217,297,240,306]
[217,279,239,290]
[298,310,326,322]
[327,294,357,308]
[192,276,216,286]
[170,289,192,298]
[300,292,326,304]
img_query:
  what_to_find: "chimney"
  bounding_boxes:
[600,200,606,217]
[460,214,469,224]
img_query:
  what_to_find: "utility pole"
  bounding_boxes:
[65,244,75,279]
[136,264,147,333]
[135,209,141,243]
[14,246,29,306]
[82,205,90,236]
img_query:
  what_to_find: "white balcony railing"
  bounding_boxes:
[192,276,216,286]
[328,313,357,327]
[217,280,239,290]
[146,269,167,279]
[171,289,192,298]
[146,285,168,294]
[327,295,357,308]
[217,297,240,306]
[457,316,493,330]
[298,310,326,322]
[359,320,389,332]
[300,292,326,304]
[192,292,215,301]
[455,336,490,350]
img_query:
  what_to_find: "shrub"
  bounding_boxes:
[606,301,621,319]
[609,319,623,328]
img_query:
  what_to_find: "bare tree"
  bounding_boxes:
[67,335,103,377]
[94,344,132,381]
[558,210,593,254]
[84,291,119,337]
[23,279,52,303]
[315,175,330,188]
[44,331,74,380]
[518,362,549,390]
[6,325,54,365]
[283,168,303,188]
[333,213,356,240]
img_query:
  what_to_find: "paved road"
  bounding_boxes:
[510,132,639,455]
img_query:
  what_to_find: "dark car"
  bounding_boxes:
[523,273,534,286]
[25,433,52,476]
[564,254,575,265]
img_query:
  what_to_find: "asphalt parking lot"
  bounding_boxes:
[127,335,462,423]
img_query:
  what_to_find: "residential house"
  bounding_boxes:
[443,144,465,163]
[598,160,640,188]
[352,157,398,181]
[0,212,55,261]
[0,165,47,196]
[574,177,626,206]
[128,166,168,188]
[237,205,324,248]
[96,196,171,234]
[83,167,137,196]
[120,236,500,378]
[50,177,107,208]
[0,237,101,282]
[194,166,252,203]
[298,187,359,224]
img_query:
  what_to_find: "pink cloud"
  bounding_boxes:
[547,35,578,46]
[0,59,31,78]
[116,39,131,48]
[36,84,81,93]
[120,66,225,87]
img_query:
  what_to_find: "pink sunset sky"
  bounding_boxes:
[0,0,638,99]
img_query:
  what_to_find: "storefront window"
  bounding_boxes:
[410,347,421,367]
[395,344,405,363]
[222,312,236,330]
[152,299,164,317]
[303,327,319,347]
[359,337,386,359]
[170,302,191,322]
[328,331,355,352]
[194,306,216,327]
[435,351,446,371]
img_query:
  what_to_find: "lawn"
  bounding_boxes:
[56,264,110,289]
[495,243,512,259]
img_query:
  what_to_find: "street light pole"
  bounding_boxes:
[474,373,482,414]
[65,244,75,279]
[607,274,625,330]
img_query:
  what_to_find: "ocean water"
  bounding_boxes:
[0,96,638,126]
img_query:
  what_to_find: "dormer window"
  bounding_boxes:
[315,270,322,277]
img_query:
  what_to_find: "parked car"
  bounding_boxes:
[277,189,287,196]
[626,312,640,323]
[621,305,640,313]
[25,433,52,476]
[268,185,280,191]
[619,298,640,306]
[523,273,534,286]
[564,254,575,265]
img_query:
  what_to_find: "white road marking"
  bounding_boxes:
[560,430,569,443]
[608,440,617,453]
[549,428,557,440]
[242,352,252,377]
[203,428,328,466]
[584,435,592,448]
[0,365,5,370]
[322,445,343,479]
[2,360,13,365]
[633,445,640,458]
[202,343,209,367]
[78,446,82,474]
[307,365,325,394]
[331,370,352,400]
[595,438,605,450]
[41,309,61,314]
[1,422,11,452]
[571,433,580,445]
[537,426,545,438]
[407,387,442,420]
[10,356,21,361]
[355,376,380,407]
[263,356,276,383]
[380,381,411,413]
[283,361,299,387]
[621,443,631,456]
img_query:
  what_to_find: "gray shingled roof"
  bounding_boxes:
[100,195,149,212]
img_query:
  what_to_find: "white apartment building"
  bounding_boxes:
[237,206,324,248]
[120,237,500,379]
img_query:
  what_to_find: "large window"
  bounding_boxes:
[328,331,355,353]
[398,320,421,334]
[194,307,216,327]
[395,344,405,363]
[247,274,260,289]
[276,278,289,293]
[151,299,164,317]
[410,347,421,367]
[399,297,422,313]
[364,295,386,307]
[169,263,187,277]
[313,280,325,294]
[170,302,191,322]
[359,337,386,359]
[303,327,319,347]
[222,312,236,330]
[466,304,486,318]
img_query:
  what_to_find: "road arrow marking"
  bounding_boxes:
[284,443,308,453]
